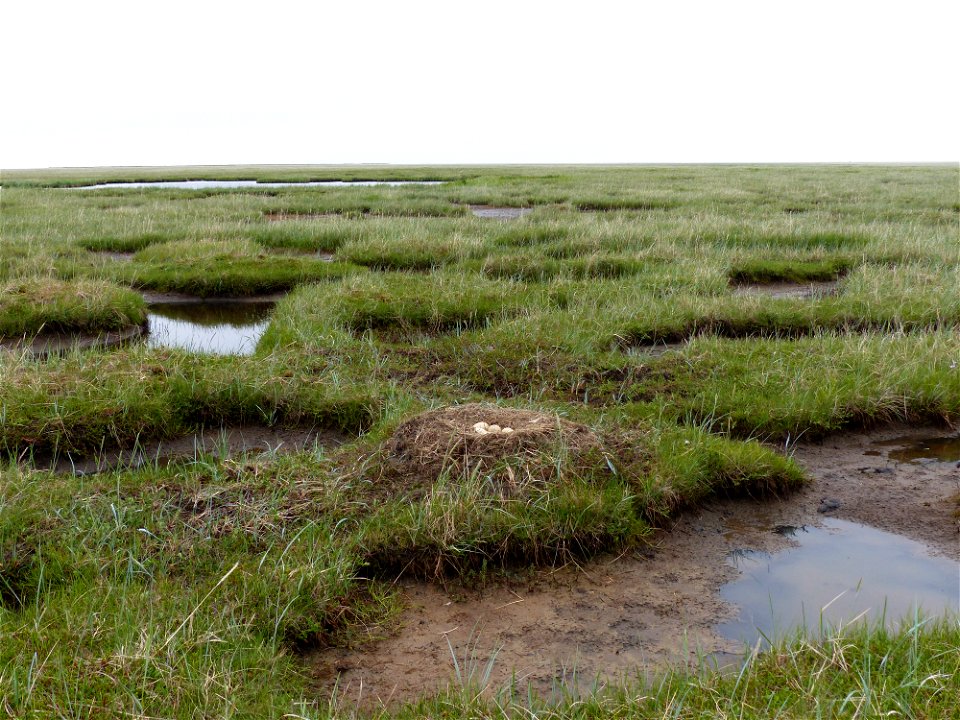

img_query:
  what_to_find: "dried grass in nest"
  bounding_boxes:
[374,403,605,497]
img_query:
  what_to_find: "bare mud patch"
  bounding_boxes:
[732,279,840,299]
[786,424,960,556]
[25,425,348,476]
[308,424,959,709]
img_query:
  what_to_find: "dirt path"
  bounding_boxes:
[307,424,960,709]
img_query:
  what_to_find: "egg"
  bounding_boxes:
[488,424,502,432]
[502,427,514,433]
[472,422,489,433]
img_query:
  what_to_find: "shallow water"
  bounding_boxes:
[146,300,274,355]
[882,435,960,464]
[716,518,959,646]
[69,180,444,190]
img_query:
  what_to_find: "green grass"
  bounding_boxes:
[113,239,361,297]
[728,257,851,284]
[1,163,958,718]
[0,278,146,337]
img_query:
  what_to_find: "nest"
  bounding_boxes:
[376,403,604,497]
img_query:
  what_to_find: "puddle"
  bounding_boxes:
[732,280,839,299]
[27,425,347,476]
[717,518,959,647]
[469,205,532,220]
[68,180,445,190]
[146,300,275,355]
[875,434,960,465]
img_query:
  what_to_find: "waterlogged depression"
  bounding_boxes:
[146,299,275,355]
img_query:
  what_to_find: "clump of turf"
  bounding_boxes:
[729,258,851,284]
[368,403,605,498]
[120,238,359,297]
[0,278,146,338]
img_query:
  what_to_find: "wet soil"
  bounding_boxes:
[308,424,959,708]
[27,425,348,476]
[785,424,959,555]
[732,280,840,299]
[140,291,286,305]
[469,205,533,220]
[0,323,147,359]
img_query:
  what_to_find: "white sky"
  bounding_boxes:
[2,0,958,169]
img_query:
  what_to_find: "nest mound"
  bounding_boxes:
[378,403,604,497]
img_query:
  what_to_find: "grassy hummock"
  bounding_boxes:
[1,164,958,717]
[0,278,146,338]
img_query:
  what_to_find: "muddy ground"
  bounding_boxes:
[30,425,347,476]
[732,280,840,299]
[0,323,147,358]
[309,424,959,709]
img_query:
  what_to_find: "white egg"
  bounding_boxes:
[502,427,514,433]
[488,424,502,433]
[472,422,489,433]
[475,427,489,435]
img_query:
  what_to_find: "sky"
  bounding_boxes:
[2,0,958,169]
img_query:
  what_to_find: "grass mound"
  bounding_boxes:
[0,278,147,338]
[120,239,359,297]
[374,403,604,498]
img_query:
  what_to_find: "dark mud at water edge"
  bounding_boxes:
[308,424,960,709]
[26,425,348,476]
[732,279,840,299]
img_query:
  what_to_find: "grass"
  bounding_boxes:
[0,278,146,337]
[1,163,958,717]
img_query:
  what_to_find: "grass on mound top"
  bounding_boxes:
[118,238,361,297]
[0,278,146,338]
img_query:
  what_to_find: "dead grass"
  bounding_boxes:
[362,403,604,499]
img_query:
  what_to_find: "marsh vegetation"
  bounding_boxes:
[1,164,958,718]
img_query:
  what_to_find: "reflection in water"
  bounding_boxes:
[147,301,274,355]
[70,180,445,190]
[883,435,960,464]
[717,518,959,646]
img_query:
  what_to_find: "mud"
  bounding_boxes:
[308,424,959,708]
[469,205,533,220]
[0,323,147,359]
[732,280,840,299]
[27,425,348,476]
[786,424,960,555]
